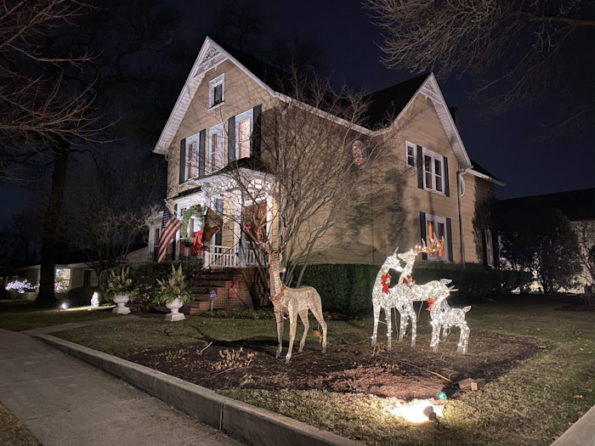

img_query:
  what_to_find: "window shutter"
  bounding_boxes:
[493,229,500,268]
[446,217,453,262]
[251,104,262,159]
[179,138,186,184]
[228,116,236,163]
[172,204,178,260]
[480,229,488,266]
[443,156,450,197]
[416,146,423,189]
[198,129,206,177]
[419,212,427,260]
[215,198,223,246]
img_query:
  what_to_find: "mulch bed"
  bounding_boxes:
[123,329,541,400]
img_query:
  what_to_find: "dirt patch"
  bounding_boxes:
[124,330,540,400]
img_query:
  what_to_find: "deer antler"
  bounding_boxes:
[414,234,444,255]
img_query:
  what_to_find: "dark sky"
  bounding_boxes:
[1,0,593,225]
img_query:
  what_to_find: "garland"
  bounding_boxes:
[180,205,203,246]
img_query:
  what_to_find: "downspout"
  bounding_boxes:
[457,168,470,268]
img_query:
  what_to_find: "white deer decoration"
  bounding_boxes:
[371,248,404,351]
[268,251,327,363]
[427,287,471,354]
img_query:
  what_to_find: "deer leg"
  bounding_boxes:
[399,308,409,343]
[310,300,327,353]
[384,307,392,351]
[458,323,470,354]
[298,310,309,353]
[274,311,284,359]
[410,306,417,348]
[286,309,298,364]
[430,321,440,353]
[371,303,380,347]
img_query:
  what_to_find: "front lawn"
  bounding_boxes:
[52,296,595,445]
[0,303,115,331]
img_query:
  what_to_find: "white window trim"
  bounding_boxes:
[208,123,225,174]
[208,74,225,109]
[422,147,446,194]
[405,141,416,168]
[235,109,253,160]
[426,213,449,262]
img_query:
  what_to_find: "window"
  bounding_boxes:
[484,229,494,267]
[209,74,224,108]
[186,140,198,179]
[423,148,445,193]
[425,214,448,261]
[406,142,416,168]
[209,124,224,174]
[242,201,267,246]
[235,109,253,160]
[54,268,71,292]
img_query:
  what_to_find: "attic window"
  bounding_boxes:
[209,74,224,108]
[406,142,416,168]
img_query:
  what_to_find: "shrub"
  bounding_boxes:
[154,265,193,305]
[200,308,275,319]
[66,287,100,307]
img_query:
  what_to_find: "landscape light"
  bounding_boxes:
[60,302,69,310]
[390,399,444,424]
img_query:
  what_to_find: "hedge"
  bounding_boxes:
[66,286,100,307]
[298,263,532,317]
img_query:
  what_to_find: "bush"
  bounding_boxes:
[66,287,100,307]
[200,308,275,319]
[298,263,532,317]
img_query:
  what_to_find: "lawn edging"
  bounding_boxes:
[33,333,361,446]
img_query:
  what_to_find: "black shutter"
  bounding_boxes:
[215,198,223,246]
[172,204,178,260]
[228,116,236,163]
[480,229,488,267]
[443,156,450,197]
[198,129,206,177]
[419,212,427,260]
[446,217,453,262]
[416,145,424,189]
[251,104,262,160]
[179,138,186,184]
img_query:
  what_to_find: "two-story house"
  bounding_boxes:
[150,37,503,310]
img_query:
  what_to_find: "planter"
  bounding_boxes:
[112,295,131,315]
[164,297,186,322]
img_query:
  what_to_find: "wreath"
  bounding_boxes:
[180,205,204,246]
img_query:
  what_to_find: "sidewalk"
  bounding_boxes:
[0,328,242,446]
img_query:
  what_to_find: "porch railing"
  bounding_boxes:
[204,245,266,269]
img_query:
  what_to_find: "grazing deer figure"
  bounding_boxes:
[427,285,471,354]
[371,248,404,351]
[268,251,327,363]
[390,236,445,347]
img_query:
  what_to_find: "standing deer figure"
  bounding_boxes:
[268,251,327,363]
[427,285,471,354]
[371,248,404,351]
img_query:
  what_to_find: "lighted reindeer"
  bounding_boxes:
[389,236,446,347]
[267,251,327,363]
[427,287,471,354]
[371,248,404,351]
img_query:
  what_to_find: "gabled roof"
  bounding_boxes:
[154,37,476,172]
[498,188,595,221]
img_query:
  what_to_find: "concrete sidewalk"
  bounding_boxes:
[0,329,241,446]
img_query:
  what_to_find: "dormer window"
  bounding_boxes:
[209,74,224,108]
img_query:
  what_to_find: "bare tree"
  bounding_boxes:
[365,0,595,126]
[202,68,375,297]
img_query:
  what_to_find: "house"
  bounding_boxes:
[151,37,503,309]
[498,188,595,293]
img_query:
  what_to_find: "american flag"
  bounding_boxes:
[157,207,182,264]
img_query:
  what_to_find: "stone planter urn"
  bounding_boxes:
[164,298,185,322]
[112,295,131,315]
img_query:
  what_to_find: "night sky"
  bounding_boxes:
[1,0,594,224]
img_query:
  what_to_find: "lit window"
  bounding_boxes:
[235,109,253,160]
[406,142,416,167]
[422,148,446,193]
[54,268,71,292]
[425,214,448,261]
[209,124,224,173]
[209,74,224,108]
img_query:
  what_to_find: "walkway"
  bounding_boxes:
[0,328,242,446]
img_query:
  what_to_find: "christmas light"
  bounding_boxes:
[390,399,444,424]
[5,280,37,294]
[428,293,471,354]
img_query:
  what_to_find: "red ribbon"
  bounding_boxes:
[403,274,415,288]
[191,230,203,255]
[381,272,391,294]
[427,297,435,311]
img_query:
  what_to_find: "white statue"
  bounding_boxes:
[268,251,327,363]
[90,292,100,308]
[427,285,471,354]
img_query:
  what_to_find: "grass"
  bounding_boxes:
[51,296,595,445]
[0,303,116,331]
[0,402,40,446]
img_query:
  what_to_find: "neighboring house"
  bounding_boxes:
[498,188,595,293]
[18,262,98,295]
[151,37,503,279]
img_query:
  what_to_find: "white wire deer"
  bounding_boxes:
[267,251,327,363]
[427,287,471,354]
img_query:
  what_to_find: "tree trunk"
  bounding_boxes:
[37,146,69,306]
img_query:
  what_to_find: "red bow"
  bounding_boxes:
[381,272,391,294]
[403,274,415,288]
[191,230,203,255]
[426,297,436,311]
